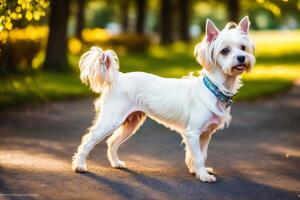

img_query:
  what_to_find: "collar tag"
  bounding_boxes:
[226,99,233,108]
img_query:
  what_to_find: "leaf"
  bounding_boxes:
[4,21,12,30]
[25,11,33,21]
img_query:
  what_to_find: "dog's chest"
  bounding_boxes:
[203,114,222,133]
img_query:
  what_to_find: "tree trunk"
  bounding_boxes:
[136,0,147,34]
[44,0,70,71]
[160,0,173,44]
[178,0,190,42]
[75,0,85,39]
[120,0,129,32]
[227,0,239,22]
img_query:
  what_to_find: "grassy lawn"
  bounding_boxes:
[0,72,90,109]
[1,30,300,109]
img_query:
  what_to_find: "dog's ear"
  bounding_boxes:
[100,52,109,67]
[102,50,120,83]
[238,16,250,34]
[194,42,212,71]
[206,19,219,42]
[194,19,219,71]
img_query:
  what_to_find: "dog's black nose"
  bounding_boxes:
[237,55,245,63]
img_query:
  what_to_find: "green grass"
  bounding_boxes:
[0,72,90,109]
[1,30,300,109]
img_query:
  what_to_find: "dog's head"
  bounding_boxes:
[194,16,256,76]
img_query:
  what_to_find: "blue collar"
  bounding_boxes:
[203,75,234,108]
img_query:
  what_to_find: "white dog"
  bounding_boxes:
[72,16,255,183]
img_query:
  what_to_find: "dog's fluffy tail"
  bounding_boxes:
[79,46,120,93]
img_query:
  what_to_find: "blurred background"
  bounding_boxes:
[0,0,300,109]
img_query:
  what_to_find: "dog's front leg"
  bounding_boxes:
[183,131,216,183]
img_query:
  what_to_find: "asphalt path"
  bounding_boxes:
[0,86,299,200]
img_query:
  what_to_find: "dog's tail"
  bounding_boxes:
[79,46,120,93]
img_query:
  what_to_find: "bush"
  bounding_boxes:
[81,28,111,44]
[109,33,151,52]
[0,26,48,72]
[81,28,151,52]
[0,26,152,73]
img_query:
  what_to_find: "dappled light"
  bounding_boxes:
[1,97,300,199]
[0,149,69,172]
[233,161,300,193]
[259,143,300,158]
[232,142,300,193]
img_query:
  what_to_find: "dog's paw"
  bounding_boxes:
[205,167,215,174]
[111,161,126,169]
[197,170,216,183]
[72,154,88,173]
[72,165,88,173]
[188,168,196,175]
[72,163,88,173]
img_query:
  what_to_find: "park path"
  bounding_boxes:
[0,85,300,200]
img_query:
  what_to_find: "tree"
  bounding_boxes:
[0,0,49,31]
[227,0,240,22]
[136,0,147,34]
[120,0,129,32]
[178,0,190,42]
[44,0,71,71]
[75,0,85,39]
[0,0,49,72]
[160,0,174,44]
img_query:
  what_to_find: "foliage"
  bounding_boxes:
[0,26,151,71]
[82,29,151,52]
[0,0,49,31]
[81,28,111,44]
[110,33,151,52]
[0,25,47,42]
[0,26,48,71]
[88,6,114,28]
[192,1,300,30]
[68,37,82,55]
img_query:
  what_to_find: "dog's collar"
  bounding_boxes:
[203,75,234,108]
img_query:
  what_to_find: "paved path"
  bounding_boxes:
[0,86,300,200]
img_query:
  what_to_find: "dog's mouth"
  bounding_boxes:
[232,63,246,71]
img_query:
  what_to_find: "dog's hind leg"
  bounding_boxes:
[106,111,146,168]
[72,96,135,173]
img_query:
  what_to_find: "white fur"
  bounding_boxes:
[72,16,256,183]
[79,47,119,92]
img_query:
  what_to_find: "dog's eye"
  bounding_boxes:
[241,45,246,51]
[221,48,230,55]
